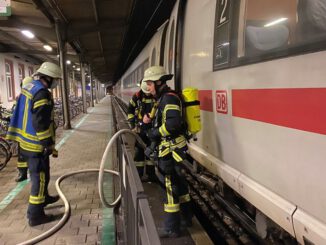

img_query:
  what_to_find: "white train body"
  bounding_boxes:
[116,0,326,244]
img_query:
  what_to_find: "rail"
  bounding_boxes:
[111,95,160,245]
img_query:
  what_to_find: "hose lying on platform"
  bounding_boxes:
[18,129,145,245]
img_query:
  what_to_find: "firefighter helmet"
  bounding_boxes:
[142,66,173,83]
[35,62,61,78]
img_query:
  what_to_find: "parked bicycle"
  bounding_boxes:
[0,105,18,170]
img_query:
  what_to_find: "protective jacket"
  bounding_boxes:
[6,80,55,156]
[152,86,187,159]
[149,85,191,223]
[127,90,155,130]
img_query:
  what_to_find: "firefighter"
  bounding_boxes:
[143,66,193,238]
[6,62,60,226]
[127,81,156,181]
[15,76,33,182]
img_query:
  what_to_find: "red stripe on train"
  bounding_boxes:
[232,88,326,135]
[198,90,213,112]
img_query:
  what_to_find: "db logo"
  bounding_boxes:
[216,90,228,114]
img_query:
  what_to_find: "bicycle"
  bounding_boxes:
[0,142,8,171]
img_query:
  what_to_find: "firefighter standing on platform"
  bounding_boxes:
[15,76,33,182]
[143,66,193,238]
[128,81,156,181]
[6,62,60,226]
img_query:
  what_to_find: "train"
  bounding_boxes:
[114,0,326,244]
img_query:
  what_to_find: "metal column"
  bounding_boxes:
[89,64,94,107]
[80,62,87,113]
[55,21,71,130]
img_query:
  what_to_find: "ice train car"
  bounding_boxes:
[115,0,326,244]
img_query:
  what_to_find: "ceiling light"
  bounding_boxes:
[76,67,80,71]
[21,30,34,39]
[66,60,71,65]
[43,45,52,51]
[264,18,288,27]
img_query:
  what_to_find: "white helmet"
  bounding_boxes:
[35,62,61,78]
[22,76,33,87]
[140,81,150,94]
[142,66,173,83]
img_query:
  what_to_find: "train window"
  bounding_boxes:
[213,0,232,70]
[243,0,326,58]
[134,70,138,85]
[160,24,168,66]
[5,60,15,101]
[168,20,175,74]
[151,48,156,65]
[139,66,143,81]
[143,59,149,70]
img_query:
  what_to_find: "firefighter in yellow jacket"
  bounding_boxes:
[143,66,193,238]
[127,81,156,181]
[6,62,60,226]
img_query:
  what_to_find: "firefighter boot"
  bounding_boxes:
[15,168,28,182]
[157,227,181,238]
[29,214,55,227]
[159,212,181,238]
[44,195,60,207]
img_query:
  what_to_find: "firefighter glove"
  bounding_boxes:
[43,145,54,156]
[144,146,153,159]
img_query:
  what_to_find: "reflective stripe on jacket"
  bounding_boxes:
[127,90,155,128]
[6,80,54,154]
[154,87,187,158]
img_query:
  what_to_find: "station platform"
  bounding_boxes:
[0,96,211,245]
[0,97,115,245]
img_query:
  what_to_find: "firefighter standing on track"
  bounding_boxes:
[128,81,157,181]
[6,62,61,226]
[15,76,33,182]
[143,66,193,238]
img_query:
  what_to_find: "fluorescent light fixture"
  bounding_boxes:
[21,30,34,39]
[66,60,71,65]
[43,45,52,51]
[264,17,288,27]
[190,51,209,58]
[76,67,80,71]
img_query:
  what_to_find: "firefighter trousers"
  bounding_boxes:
[17,146,28,173]
[158,154,192,232]
[26,155,50,219]
[134,131,155,180]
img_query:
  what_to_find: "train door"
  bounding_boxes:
[159,22,168,67]
[164,0,186,91]
[164,1,180,90]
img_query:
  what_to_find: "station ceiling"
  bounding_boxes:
[0,0,176,84]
